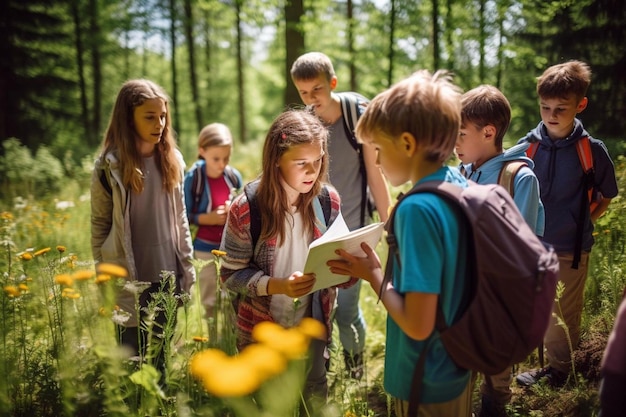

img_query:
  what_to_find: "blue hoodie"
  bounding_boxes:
[462,142,545,236]
[517,119,618,253]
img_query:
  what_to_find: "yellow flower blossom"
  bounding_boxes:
[54,274,74,287]
[239,343,287,379]
[62,288,80,299]
[18,284,29,292]
[211,249,227,257]
[252,321,309,359]
[190,349,229,380]
[297,317,327,340]
[193,336,209,342]
[190,350,263,397]
[96,263,128,278]
[1,212,13,220]
[72,270,95,281]
[19,253,33,261]
[4,285,20,297]
[56,246,66,253]
[34,247,51,257]
[95,274,112,284]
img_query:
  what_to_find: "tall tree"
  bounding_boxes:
[387,0,396,87]
[183,0,203,133]
[88,0,103,140]
[169,0,181,135]
[70,0,92,146]
[432,0,440,69]
[235,0,247,143]
[284,0,304,107]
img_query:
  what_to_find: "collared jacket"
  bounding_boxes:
[91,150,196,327]
[220,183,356,348]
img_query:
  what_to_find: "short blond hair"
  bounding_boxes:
[356,70,462,163]
[197,123,233,159]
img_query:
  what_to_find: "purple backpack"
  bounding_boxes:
[384,181,559,413]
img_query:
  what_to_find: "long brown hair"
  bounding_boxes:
[100,79,181,193]
[257,109,329,243]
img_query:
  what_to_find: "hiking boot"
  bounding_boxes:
[478,395,507,417]
[515,366,567,388]
[343,350,364,380]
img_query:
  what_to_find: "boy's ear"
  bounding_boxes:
[483,125,496,140]
[330,76,338,90]
[400,132,417,155]
[577,97,588,113]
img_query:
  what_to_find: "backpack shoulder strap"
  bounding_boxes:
[245,181,332,250]
[575,136,593,174]
[99,169,112,196]
[191,164,204,213]
[498,161,528,198]
[224,165,242,192]
[338,91,369,227]
[526,142,540,159]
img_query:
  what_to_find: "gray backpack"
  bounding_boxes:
[383,181,559,415]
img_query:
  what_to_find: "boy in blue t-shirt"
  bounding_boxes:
[457,85,544,416]
[328,70,472,416]
[515,60,618,388]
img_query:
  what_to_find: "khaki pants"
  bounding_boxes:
[544,252,590,374]
[394,378,472,417]
[480,366,513,404]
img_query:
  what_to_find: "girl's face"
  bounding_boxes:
[277,141,325,205]
[199,145,231,179]
[133,98,166,155]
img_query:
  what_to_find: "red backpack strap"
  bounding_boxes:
[525,142,539,159]
[575,136,593,174]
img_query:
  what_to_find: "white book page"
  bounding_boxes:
[303,216,384,294]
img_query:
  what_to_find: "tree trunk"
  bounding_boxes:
[479,0,486,83]
[88,0,102,140]
[169,0,180,135]
[70,0,92,146]
[432,0,440,70]
[183,0,203,134]
[235,0,246,143]
[387,0,396,87]
[284,0,304,108]
[347,0,356,92]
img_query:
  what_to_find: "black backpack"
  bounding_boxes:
[384,180,559,415]
[243,180,331,249]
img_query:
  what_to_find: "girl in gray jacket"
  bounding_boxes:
[91,79,195,377]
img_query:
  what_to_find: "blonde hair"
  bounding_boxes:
[461,85,511,150]
[257,109,329,243]
[197,123,233,159]
[290,52,336,82]
[100,79,181,193]
[356,70,462,163]
[537,60,591,102]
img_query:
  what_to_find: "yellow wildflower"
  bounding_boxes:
[211,249,227,257]
[95,274,112,284]
[297,317,327,340]
[96,263,128,278]
[18,284,29,292]
[190,350,263,397]
[19,253,33,261]
[34,247,51,257]
[4,285,20,297]
[1,212,13,220]
[56,246,66,253]
[252,321,310,359]
[62,288,80,299]
[193,336,209,343]
[72,270,95,281]
[54,274,74,287]
[239,343,287,379]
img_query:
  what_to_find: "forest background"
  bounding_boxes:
[0,0,625,416]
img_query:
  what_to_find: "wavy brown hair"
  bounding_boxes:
[257,109,329,244]
[100,79,181,193]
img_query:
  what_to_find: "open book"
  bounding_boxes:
[303,215,385,294]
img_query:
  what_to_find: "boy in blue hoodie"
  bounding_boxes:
[456,84,544,416]
[515,60,618,388]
